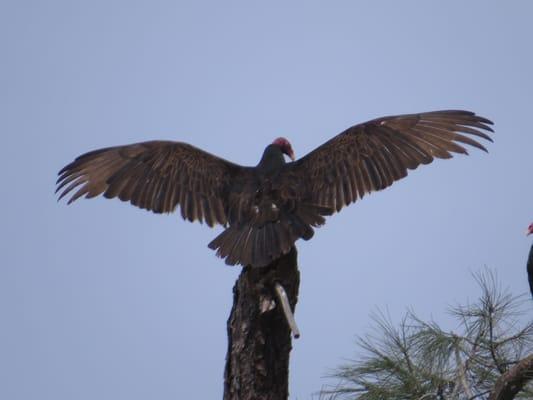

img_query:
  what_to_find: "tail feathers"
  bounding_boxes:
[208,223,291,267]
[208,203,332,267]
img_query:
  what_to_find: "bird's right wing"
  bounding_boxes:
[56,140,250,227]
[282,110,494,212]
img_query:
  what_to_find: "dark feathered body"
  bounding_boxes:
[56,110,494,267]
[208,144,332,266]
[527,246,533,296]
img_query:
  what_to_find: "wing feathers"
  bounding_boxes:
[56,141,247,227]
[286,110,492,213]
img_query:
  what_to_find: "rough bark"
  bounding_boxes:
[489,354,533,400]
[223,247,299,400]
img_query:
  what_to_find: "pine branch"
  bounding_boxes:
[321,269,533,400]
[489,354,533,400]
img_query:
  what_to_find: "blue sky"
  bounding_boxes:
[2,1,533,399]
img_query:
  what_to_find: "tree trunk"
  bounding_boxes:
[489,354,533,400]
[223,247,299,400]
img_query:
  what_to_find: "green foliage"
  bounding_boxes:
[320,270,533,400]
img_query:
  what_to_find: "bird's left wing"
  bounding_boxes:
[280,110,493,212]
[56,140,249,227]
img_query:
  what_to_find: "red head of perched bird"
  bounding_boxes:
[272,137,295,161]
[57,110,493,267]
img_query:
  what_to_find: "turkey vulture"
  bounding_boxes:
[527,223,533,297]
[57,110,493,267]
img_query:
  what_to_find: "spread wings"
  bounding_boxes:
[56,141,250,227]
[283,110,493,212]
[57,110,494,234]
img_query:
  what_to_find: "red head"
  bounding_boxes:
[272,137,295,161]
[527,223,533,236]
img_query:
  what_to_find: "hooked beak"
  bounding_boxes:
[289,151,295,161]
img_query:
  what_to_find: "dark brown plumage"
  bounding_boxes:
[527,223,533,298]
[57,110,493,267]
